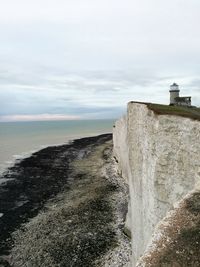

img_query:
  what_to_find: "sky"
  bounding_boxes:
[0,0,200,122]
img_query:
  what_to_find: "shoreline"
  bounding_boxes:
[0,133,131,266]
[0,118,115,176]
[0,132,112,176]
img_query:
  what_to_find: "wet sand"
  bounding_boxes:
[0,134,131,266]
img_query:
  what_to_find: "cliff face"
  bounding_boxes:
[113,102,200,266]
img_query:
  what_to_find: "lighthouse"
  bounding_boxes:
[169,83,191,107]
[169,83,180,105]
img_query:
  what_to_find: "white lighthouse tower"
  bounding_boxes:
[169,83,180,105]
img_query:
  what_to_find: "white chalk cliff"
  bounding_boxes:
[113,102,200,266]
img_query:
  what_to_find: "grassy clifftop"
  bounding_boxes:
[148,104,200,121]
[130,101,200,121]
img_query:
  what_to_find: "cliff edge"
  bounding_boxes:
[113,102,200,266]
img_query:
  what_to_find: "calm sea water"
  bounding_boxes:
[0,119,114,175]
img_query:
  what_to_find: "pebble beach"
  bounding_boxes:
[0,134,131,266]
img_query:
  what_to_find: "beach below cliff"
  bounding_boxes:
[0,134,131,267]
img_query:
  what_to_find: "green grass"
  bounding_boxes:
[130,101,200,121]
[148,104,200,121]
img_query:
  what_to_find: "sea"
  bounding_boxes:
[0,119,115,176]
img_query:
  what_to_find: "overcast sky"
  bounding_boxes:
[0,0,200,121]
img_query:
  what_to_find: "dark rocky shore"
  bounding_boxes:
[0,134,131,266]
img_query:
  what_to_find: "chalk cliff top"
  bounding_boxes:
[129,101,200,121]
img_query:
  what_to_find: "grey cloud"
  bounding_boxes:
[1,69,199,119]
[186,79,200,89]
[0,0,200,120]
